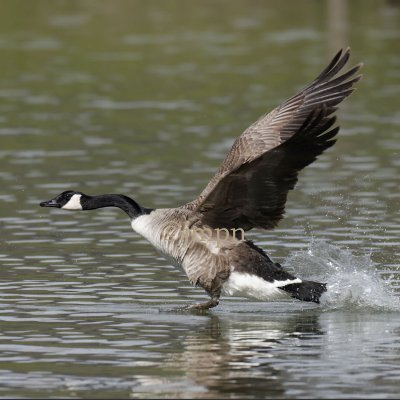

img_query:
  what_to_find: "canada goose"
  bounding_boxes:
[40,48,362,310]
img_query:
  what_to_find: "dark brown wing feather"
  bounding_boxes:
[186,48,362,231]
[199,108,339,230]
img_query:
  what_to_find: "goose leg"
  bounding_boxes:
[182,296,220,311]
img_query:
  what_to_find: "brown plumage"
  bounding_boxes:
[186,48,362,232]
[40,48,362,310]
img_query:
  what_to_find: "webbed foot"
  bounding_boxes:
[168,296,219,312]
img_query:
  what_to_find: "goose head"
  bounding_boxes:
[40,190,147,219]
[40,190,84,210]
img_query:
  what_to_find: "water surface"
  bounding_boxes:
[0,0,399,398]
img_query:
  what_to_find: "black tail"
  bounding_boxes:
[281,280,327,304]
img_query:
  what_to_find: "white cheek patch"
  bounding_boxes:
[62,194,83,210]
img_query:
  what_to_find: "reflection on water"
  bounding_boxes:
[1,0,400,398]
[160,312,400,399]
[1,302,400,399]
[161,313,322,399]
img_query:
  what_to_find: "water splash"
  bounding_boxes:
[286,240,400,312]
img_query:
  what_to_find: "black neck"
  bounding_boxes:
[81,194,149,219]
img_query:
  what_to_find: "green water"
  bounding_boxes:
[1,0,400,398]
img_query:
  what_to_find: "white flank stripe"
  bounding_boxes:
[222,272,302,301]
[62,194,82,210]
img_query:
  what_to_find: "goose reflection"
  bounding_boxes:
[164,310,323,398]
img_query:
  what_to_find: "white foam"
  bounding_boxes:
[286,240,400,312]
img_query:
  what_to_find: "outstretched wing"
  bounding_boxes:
[187,48,362,231]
